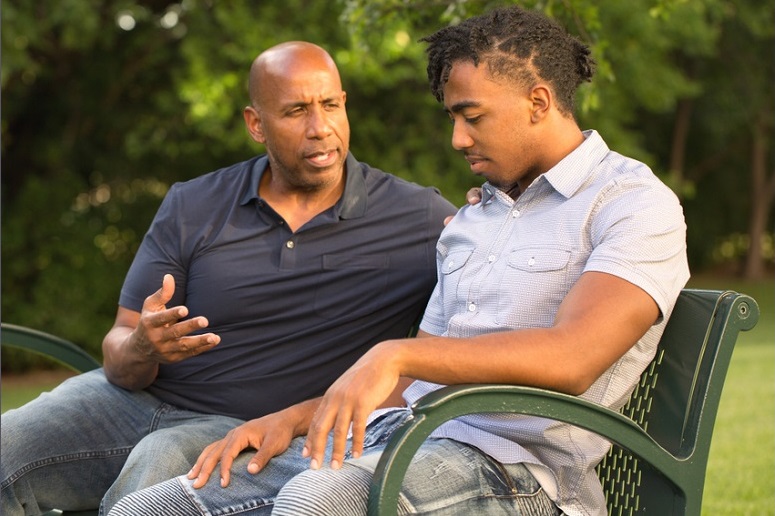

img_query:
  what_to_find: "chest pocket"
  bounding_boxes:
[440,249,475,275]
[506,248,570,272]
[497,247,571,327]
[439,249,475,308]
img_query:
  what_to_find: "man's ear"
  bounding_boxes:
[243,106,266,144]
[529,84,551,123]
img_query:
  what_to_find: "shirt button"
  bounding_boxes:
[488,255,496,263]
[468,303,476,312]
[528,257,536,266]
[447,260,455,270]
[512,210,520,218]
[286,240,295,249]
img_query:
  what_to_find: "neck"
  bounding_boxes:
[259,167,345,232]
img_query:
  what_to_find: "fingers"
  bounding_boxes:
[145,274,177,312]
[466,187,482,205]
[303,400,363,471]
[188,441,224,489]
[348,408,368,460]
[303,404,337,471]
[246,445,277,475]
[445,187,482,227]
[136,274,221,362]
[189,433,243,489]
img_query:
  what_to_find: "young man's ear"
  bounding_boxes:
[243,106,266,144]
[529,84,551,123]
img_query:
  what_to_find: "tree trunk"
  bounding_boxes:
[743,114,775,279]
[669,98,693,200]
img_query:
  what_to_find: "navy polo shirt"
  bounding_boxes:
[119,153,457,420]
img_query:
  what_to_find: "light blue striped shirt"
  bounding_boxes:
[403,130,689,516]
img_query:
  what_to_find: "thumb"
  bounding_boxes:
[147,274,176,311]
[161,274,176,302]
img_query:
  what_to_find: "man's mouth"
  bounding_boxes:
[306,150,338,167]
[464,154,487,171]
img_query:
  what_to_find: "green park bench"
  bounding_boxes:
[368,289,759,515]
[2,289,759,516]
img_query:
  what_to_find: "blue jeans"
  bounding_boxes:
[109,410,560,515]
[0,370,243,516]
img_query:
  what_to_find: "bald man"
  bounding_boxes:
[1,42,456,516]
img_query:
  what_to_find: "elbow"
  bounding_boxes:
[550,367,599,396]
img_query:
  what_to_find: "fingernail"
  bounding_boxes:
[310,458,319,470]
[331,459,340,470]
[221,477,227,488]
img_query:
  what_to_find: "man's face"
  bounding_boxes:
[442,60,542,193]
[248,64,350,192]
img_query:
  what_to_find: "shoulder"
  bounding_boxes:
[594,152,683,221]
[353,158,456,214]
[168,157,259,200]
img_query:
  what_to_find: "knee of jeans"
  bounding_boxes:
[137,424,222,464]
[273,466,371,516]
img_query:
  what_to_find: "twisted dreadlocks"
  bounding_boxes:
[421,6,595,116]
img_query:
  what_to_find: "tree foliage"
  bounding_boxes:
[1,0,772,368]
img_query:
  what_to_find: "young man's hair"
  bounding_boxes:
[421,6,596,116]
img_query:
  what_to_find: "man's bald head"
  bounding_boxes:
[248,41,342,108]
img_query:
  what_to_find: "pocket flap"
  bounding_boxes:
[507,248,570,272]
[441,249,475,275]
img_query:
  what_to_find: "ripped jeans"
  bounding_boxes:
[109,409,560,515]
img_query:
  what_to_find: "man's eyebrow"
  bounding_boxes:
[446,100,481,114]
[280,96,341,110]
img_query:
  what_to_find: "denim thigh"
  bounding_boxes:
[1,369,243,516]
[273,409,560,515]
[108,433,327,516]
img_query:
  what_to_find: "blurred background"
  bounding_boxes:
[2,0,773,364]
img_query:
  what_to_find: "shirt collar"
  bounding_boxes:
[239,152,367,219]
[542,129,609,198]
[479,130,609,204]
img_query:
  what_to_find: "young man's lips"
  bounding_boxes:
[465,155,487,170]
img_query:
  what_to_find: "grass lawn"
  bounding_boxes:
[1,276,773,513]
[687,275,775,515]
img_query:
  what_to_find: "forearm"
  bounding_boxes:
[388,329,587,394]
[389,273,660,395]
[102,325,159,390]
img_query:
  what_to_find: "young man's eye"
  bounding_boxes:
[465,116,481,124]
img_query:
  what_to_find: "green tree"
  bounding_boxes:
[2,0,772,370]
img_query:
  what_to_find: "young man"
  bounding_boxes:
[1,41,456,515]
[109,7,689,516]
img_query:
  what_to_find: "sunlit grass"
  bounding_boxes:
[689,276,774,515]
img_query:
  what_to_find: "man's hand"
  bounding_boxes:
[102,274,221,390]
[188,413,296,489]
[302,343,402,471]
[188,398,321,488]
[132,274,220,363]
[444,187,482,225]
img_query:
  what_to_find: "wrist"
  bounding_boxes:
[281,398,321,436]
[373,339,409,377]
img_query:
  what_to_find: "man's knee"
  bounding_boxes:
[273,465,372,516]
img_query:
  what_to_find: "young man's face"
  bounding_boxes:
[442,60,543,194]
